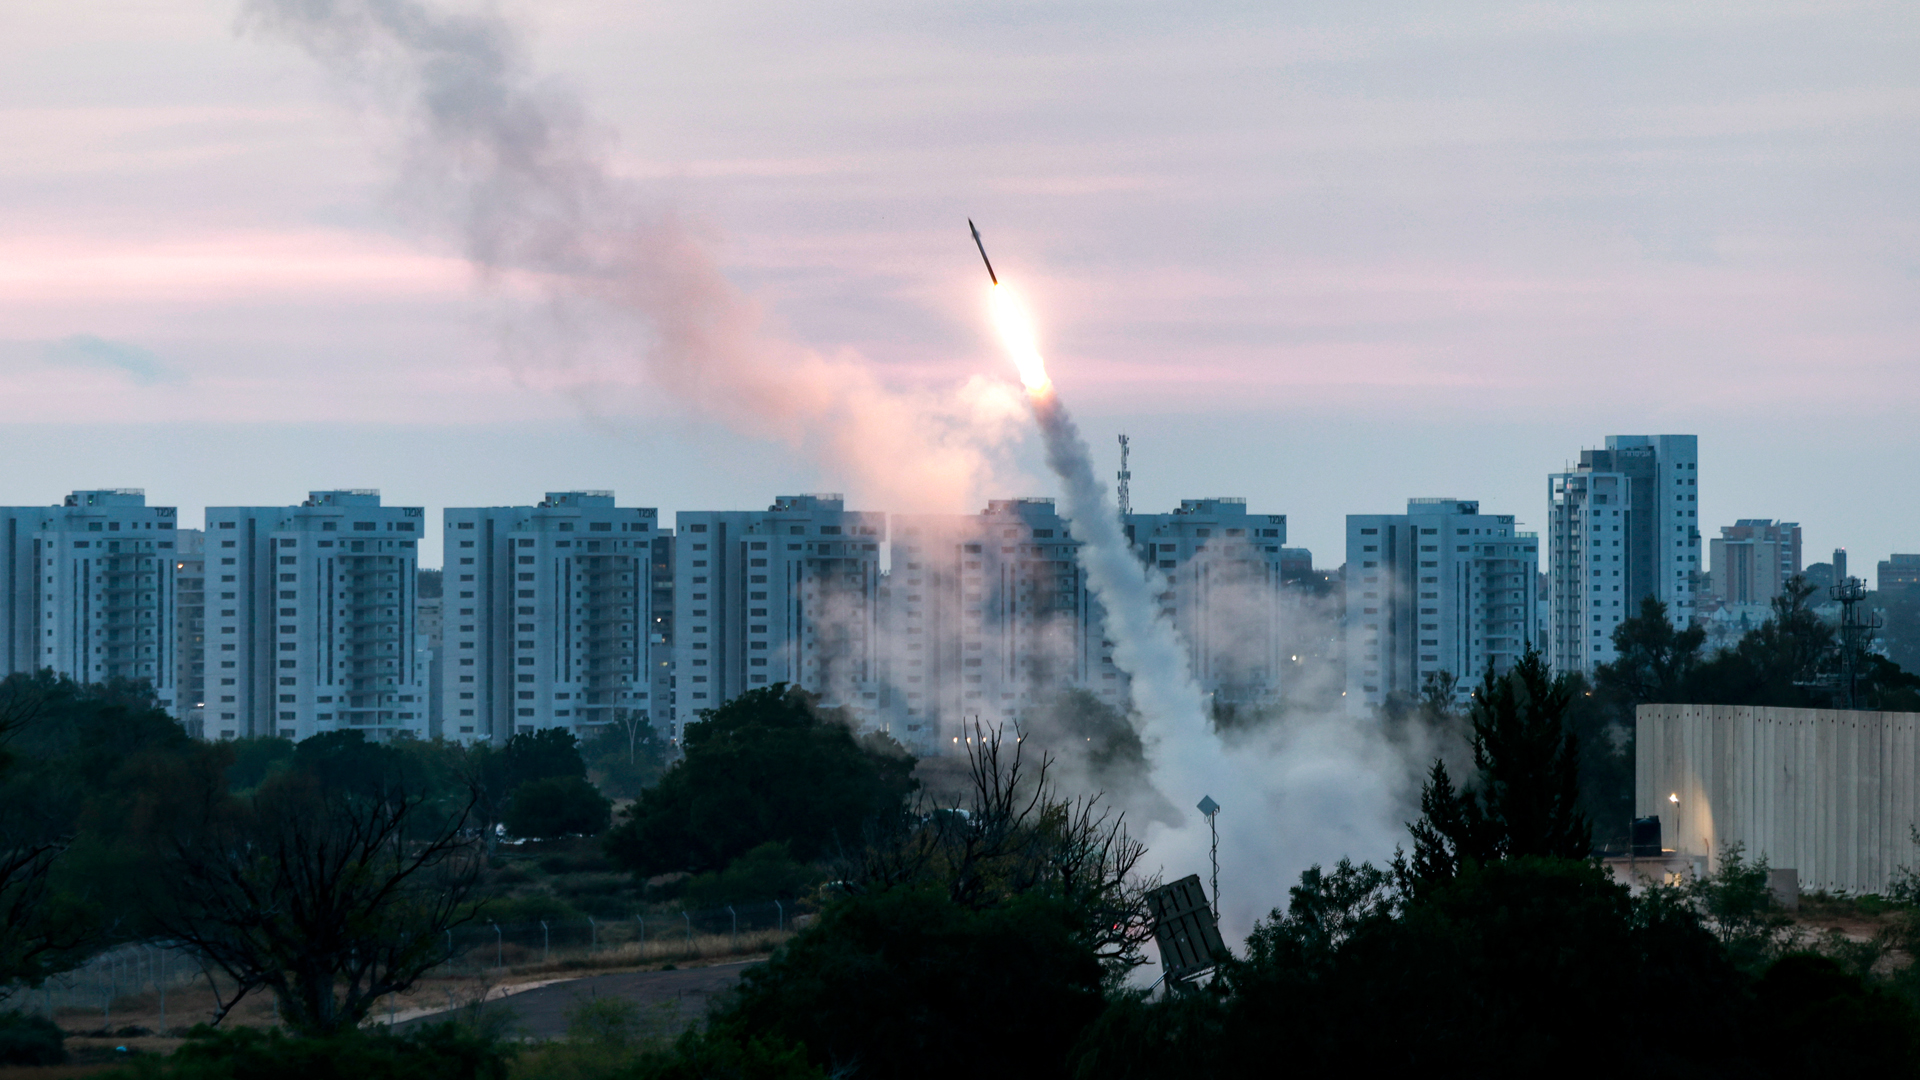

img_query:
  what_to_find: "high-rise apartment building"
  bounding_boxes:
[674,495,884,727]
[1547,435,1701,675]
[174,529,206,736]
[645,532,675,732]
[204,491,426,741]
[1346,499,1538,711]
[1125,498,1291,709]
[1879,554,1920,596]
[888,498,1112,750]
[0,490,183,714]
[416,580,443,739]
[443,493,660,744]
[1709,520,1802,605]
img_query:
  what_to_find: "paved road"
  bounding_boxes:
[402,962,757,1041]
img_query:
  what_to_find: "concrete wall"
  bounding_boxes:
[1637,704,1920,894]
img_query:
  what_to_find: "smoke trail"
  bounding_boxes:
[1028,391,1209,793]
[1024,372,1419,942]
[243,0,1028,513]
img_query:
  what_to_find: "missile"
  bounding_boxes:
[968,218,999,286]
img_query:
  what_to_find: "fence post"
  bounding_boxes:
[637,914,645,945]
[728,905,737,943]
[492,922,502,969]
[775,900,783,933]
[158,947,166,1033]
[682,910,692,947]
[541,921,550,965]
[588,915,597,952]
[446,930,454,970]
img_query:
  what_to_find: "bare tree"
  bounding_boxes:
[849,721,1158,969]
[144,772,485,1035]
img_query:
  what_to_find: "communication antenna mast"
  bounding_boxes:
[1833,576,1882,710]
[1117,434,1132,518]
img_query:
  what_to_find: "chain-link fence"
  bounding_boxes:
[24,942,202,1031]
[442,901,797,972]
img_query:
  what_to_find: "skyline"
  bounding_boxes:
[3,1,1917,572]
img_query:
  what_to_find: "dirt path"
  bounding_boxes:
[395,961,758,1040]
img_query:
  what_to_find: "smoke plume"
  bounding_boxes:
[256,0,1434,943]
[1027,389,1424,940]
[244,0,1028,513]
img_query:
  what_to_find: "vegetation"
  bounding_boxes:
[105,1022,510,1080]
[504,776,613,839]
[1398,648,1590,894]
[603,684,916,877]
[1564,584,1920,846]
[20,636,1920,1077]
[137,764,484,1034]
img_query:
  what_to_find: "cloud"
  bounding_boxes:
[42,335,185,385]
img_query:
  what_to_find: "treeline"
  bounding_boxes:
[13,644,1920,1077]
[0,669,652,1034]
[1385,581,1920,848]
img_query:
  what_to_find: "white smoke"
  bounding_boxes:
[1028,392,1423,940]
[252,0,1433,943]
[243,0,1030,514]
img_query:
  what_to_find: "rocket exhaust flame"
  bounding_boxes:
[969,219,1206,816]
[972,224,1424,948]
[988,284,1052,395]
[968,222,1050,394]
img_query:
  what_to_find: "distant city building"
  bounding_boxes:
[1125,498,1292,710]
[443,493,660,745]
[174,529,206,736]
[1548,435,1701,675]
[1346,498,1538,712]
[205,491,426,742]
[888,498,1110,751]
[1879,554,1920,596]
[675,495,884,728]
[415,572,443,739]
[645,531,675,734]
[0,490,183,715]
[1710,520,1802,606]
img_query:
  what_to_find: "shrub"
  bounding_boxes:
[685,843,820,908]
[0,1009,64,1066]
[104,1022,510,1080]
[505,776,612,839]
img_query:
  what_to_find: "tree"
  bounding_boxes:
[1692,577,1835,707]
[1595,596,1705,707]
[1025,688,1150,787]
[469,728,592,832]
[141,767,484,1035]
[581,719,670,800]
[0,670,194,993]
[1400,648,1590,894]
[603,685,916,876]
[0,689,72,996]
[503,775,612,839]
[710,886,1105,1080]
[848,723,1156,972]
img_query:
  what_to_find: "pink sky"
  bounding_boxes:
[1,0,1917,568]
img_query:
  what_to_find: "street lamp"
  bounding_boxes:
[1197,795,1221,918]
